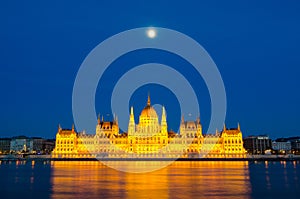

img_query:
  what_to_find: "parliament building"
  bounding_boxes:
[52,95,246,158]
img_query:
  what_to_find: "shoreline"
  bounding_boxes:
[1,156,300,162]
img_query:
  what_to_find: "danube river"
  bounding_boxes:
[0,160,299,199]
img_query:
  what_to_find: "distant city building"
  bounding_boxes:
[52,95,246,158]
[0,138,11,154]
[31,137,44,153]
[43,139,55,154]
[10,136,33,153]
[280,137,300,154]
[7,137,55,154]
[290,138,300,154]
[243,135,272,154]
[272,138,292,153]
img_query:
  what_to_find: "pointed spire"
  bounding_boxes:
[223,124,226,131]
[162,106,166,116]
[196,115,200,124]
[115,115,118,125]
[58,124,62,131]
[161,106,167,123]
[215,128,218,135]
[237,122,241,131]
[147,92,151,106]
[161,106,167,134]
[101,115,104,122]
[97,113,100,124]
[130,106,134,115]
[72,123,75,132]
[181,115,184,123]
[128,106,135,135]
[129,106,135,124]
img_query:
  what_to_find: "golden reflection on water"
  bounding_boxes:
[51,161,251,199]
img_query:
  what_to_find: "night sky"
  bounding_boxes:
[1,1,300,139]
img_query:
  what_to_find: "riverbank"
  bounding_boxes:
[1,154,300,162]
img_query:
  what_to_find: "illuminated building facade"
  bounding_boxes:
[0,138,11,154]
[243,135,272,154]
[10,136,33,153]
[52,95,246,158]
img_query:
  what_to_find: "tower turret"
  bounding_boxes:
[115,115,118,125]
[223,124,226,132]
[161,106,167,135]
[196,116,202,137]
[97,113,101,125]
[128,106,135,136]
[58,124,62,132]
[180,115,185,135]
[96,114,101,136]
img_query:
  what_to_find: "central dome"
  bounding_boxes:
[140,94,158,119]
[140,105,158,118]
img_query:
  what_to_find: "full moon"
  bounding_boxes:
[147,29,156,38]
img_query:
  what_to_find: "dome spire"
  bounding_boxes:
[147,92,151,106]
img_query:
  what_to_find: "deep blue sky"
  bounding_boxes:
[0,0,300,139]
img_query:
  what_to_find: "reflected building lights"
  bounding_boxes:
[50,161,251,199]
[265,161,268,169]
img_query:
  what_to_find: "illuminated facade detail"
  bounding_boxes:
[127,95,168,154]
[53,124,77,155]
[52,95,246,158]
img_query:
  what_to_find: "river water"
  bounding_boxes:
[0,160,299,199]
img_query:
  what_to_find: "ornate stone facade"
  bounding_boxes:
[52,95,246,158]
